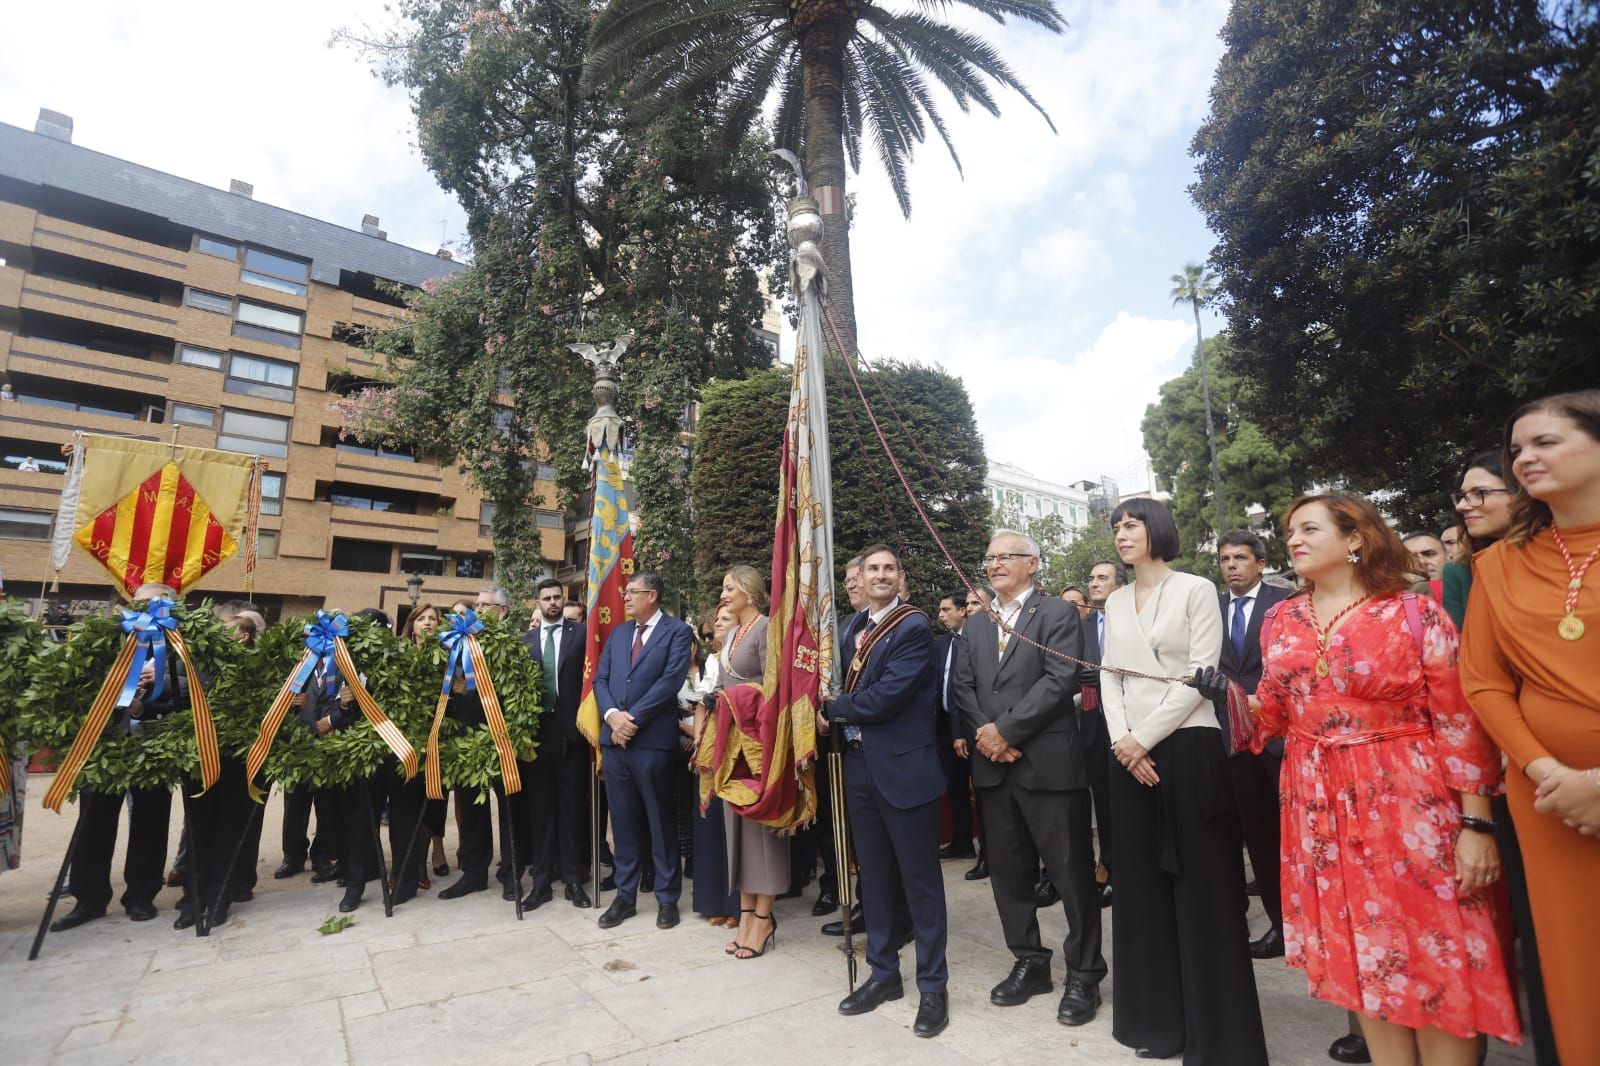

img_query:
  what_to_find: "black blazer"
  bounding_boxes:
[522,618,586,744]
[1213,582,1292,749]
[933,631,958,730]
[955,591,1086,792]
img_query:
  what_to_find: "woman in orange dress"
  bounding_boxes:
[1461,389,1600,1065]
[1252,493,1518,1065]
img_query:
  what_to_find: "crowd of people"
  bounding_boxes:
[6,387,1597,1065]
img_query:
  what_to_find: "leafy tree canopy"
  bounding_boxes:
[1191,0,1600,519]
[338,0,787,602]
[693,359,990,617]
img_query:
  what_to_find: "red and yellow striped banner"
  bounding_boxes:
[74,462,237,597]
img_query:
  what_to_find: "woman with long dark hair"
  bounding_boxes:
[1254,493,1518,1065]
[1462,389,1600,1064]
[1099,497,1267,1065]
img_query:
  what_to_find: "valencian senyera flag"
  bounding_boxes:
[695,221,834,831]
[574,432,636,751]
[53,433,260,597]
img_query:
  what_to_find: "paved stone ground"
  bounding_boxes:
[1,774,1532,1065]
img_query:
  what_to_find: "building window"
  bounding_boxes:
[478,502,496,537]
[260,471,285,516]
[233,300,303,349]
[535,510,563,529]
[328,488,416,514]
[225,353,297,402]
[330,537,391,573]
[0,507,52,540]
[175,344,225,370]
[218,408,291,458]
[256,529,279,559]
[170,402,216,428]
[331,439,416,463]
[399,551,445,577]
[240,248,309,298]
[196,236,238,259]
[185,288,232,314]
[456,553,492,580]
[535,463,558,481]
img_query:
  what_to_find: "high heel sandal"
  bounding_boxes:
[733,913,777,959]
[725,909,754,954]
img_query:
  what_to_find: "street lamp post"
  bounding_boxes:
[405,572,424,608]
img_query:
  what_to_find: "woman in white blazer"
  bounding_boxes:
[1099,498,1267,1066]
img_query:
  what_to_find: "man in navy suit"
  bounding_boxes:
[826,545,950,1038]
[935,591,977,864]
[520,577,592,910]
[593,570,692,931]
[1212,531,1292,959]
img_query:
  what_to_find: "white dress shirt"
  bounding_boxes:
[1228,581,1263,643]
[992,585,1034,657]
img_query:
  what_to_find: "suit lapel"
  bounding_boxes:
[997,599,1043,674]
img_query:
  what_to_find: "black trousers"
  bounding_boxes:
[178,758,252,917]
[979,774,1106,984]
[524,739,589,893]
[1227,745,1282,930]
[455,771,533,884]
[282,786,342,868]
[367,760,424,892]
[1081,706,1113,874]
[1495,795,1560,1066]
[335,781,382,895]
[1108,728,1267,1066]
[69,786,171,913]
[844,748,948,993]
[937,722,975,852]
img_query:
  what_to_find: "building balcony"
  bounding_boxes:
[3,333,170,395]
[30,213,190,282]
[331,447,444,490]
[19,274,179,338]
[327,504,440,546]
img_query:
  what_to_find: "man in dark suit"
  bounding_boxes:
[520,577,592,909]
[1080,558,1126,906]
[1213,530,1292,959]
[956,531,1105,1027]
[826,544,950,1038]
[593,569,692,931]
[934,590,976,862]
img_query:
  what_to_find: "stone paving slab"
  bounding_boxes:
[0,773,1534,1064]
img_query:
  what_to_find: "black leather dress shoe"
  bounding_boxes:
[821,904,864,936]
[656,901,679,929]
[990,958,1052,1006]
[438,876,488,900]
[125,901,158,922]
[812,891,838,916]
[49,906,105,932]
[1135,1048,1171,1060]
[1098,883,1114,908]
[1249,927,1286,959]
[232,887,254,902]
[501,883,518,901]
[339,892,362,914]
[639,871,655,894]
[938,843,976,860]
[173,910,196,931]
[521,885,554,911]
[838,975,904,1016]
[599,873,617,891]
[1057,976,1101,1026]
[310,863,341,884]
[913,990,949,1037]
[964,860,988,881]
[392,884,418,906]
[1034,875,1061,908]
[565,883,593,908]
[1327,1034,1372,1064]
[598,898,636,929]
[273,860,305,880]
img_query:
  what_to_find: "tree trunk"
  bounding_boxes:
[797,17,857,360]
[1193,304,1226,540]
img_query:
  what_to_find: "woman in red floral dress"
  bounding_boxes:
[1252,494,1519,1065]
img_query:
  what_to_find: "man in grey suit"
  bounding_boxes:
[955,530,1105,1027]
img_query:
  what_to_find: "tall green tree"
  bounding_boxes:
[1190,1,1599,523]
[1170,263,1226,541]
[1142,335,1304,576]
[581,0,1064,355]
[693,360,990,616]
[338,0,785,600]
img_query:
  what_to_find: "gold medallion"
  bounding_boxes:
[1558,612,1585,641]
[1314,658,1330,678]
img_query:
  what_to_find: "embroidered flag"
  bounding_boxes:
[575,435,635,749]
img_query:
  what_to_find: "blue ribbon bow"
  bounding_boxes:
[439,610,483,695]
[118,597,178,709]
[291,611,349,695]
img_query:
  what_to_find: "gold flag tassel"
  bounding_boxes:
[42,639,141,813]
[332,639,418,780]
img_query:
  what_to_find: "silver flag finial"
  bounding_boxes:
[770,148,807,199]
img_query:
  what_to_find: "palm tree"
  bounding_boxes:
[583,0,1065,356]
[1170,263,1226,543]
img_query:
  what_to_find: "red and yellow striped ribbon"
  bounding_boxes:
[423,634,521,800]
[332,639,417,781]
[43,630,221,811]
[243,648,313,803]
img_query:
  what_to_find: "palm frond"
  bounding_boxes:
[718,33,796,147]
[623,22,783,126]
[841,73,864,174]
[584,0,785,93]
[773,50,808,157]
[853,34,963,180]
[868,8,1055,132]
[846,44,916,216]
[857,8,999,117]
[905,0,1066,32]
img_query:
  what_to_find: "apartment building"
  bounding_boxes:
[0,110,565,622]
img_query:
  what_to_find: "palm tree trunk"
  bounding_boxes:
[1193,304,1226,540]
[798,23,857,361]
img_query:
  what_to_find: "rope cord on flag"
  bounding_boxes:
[819,300,1194,690]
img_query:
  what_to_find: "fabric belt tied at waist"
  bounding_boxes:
[1289,722,1430,750]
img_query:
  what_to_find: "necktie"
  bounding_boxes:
[1097,611,1105,653]
[543,625,558,700]
[1232,596,1252,660]
[631,622,645,666]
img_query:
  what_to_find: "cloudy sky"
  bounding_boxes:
[1,0,1228,493]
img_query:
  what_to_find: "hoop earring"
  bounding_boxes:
[1347,550,1360,565]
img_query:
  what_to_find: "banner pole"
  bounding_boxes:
[29,808,85,961]
[361,785,394,918]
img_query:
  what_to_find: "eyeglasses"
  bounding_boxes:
[622,587,653,597]
[1450,488,1513,507]
[982,553,1035,567]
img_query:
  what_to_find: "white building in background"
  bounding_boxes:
[985,461,1119,532]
